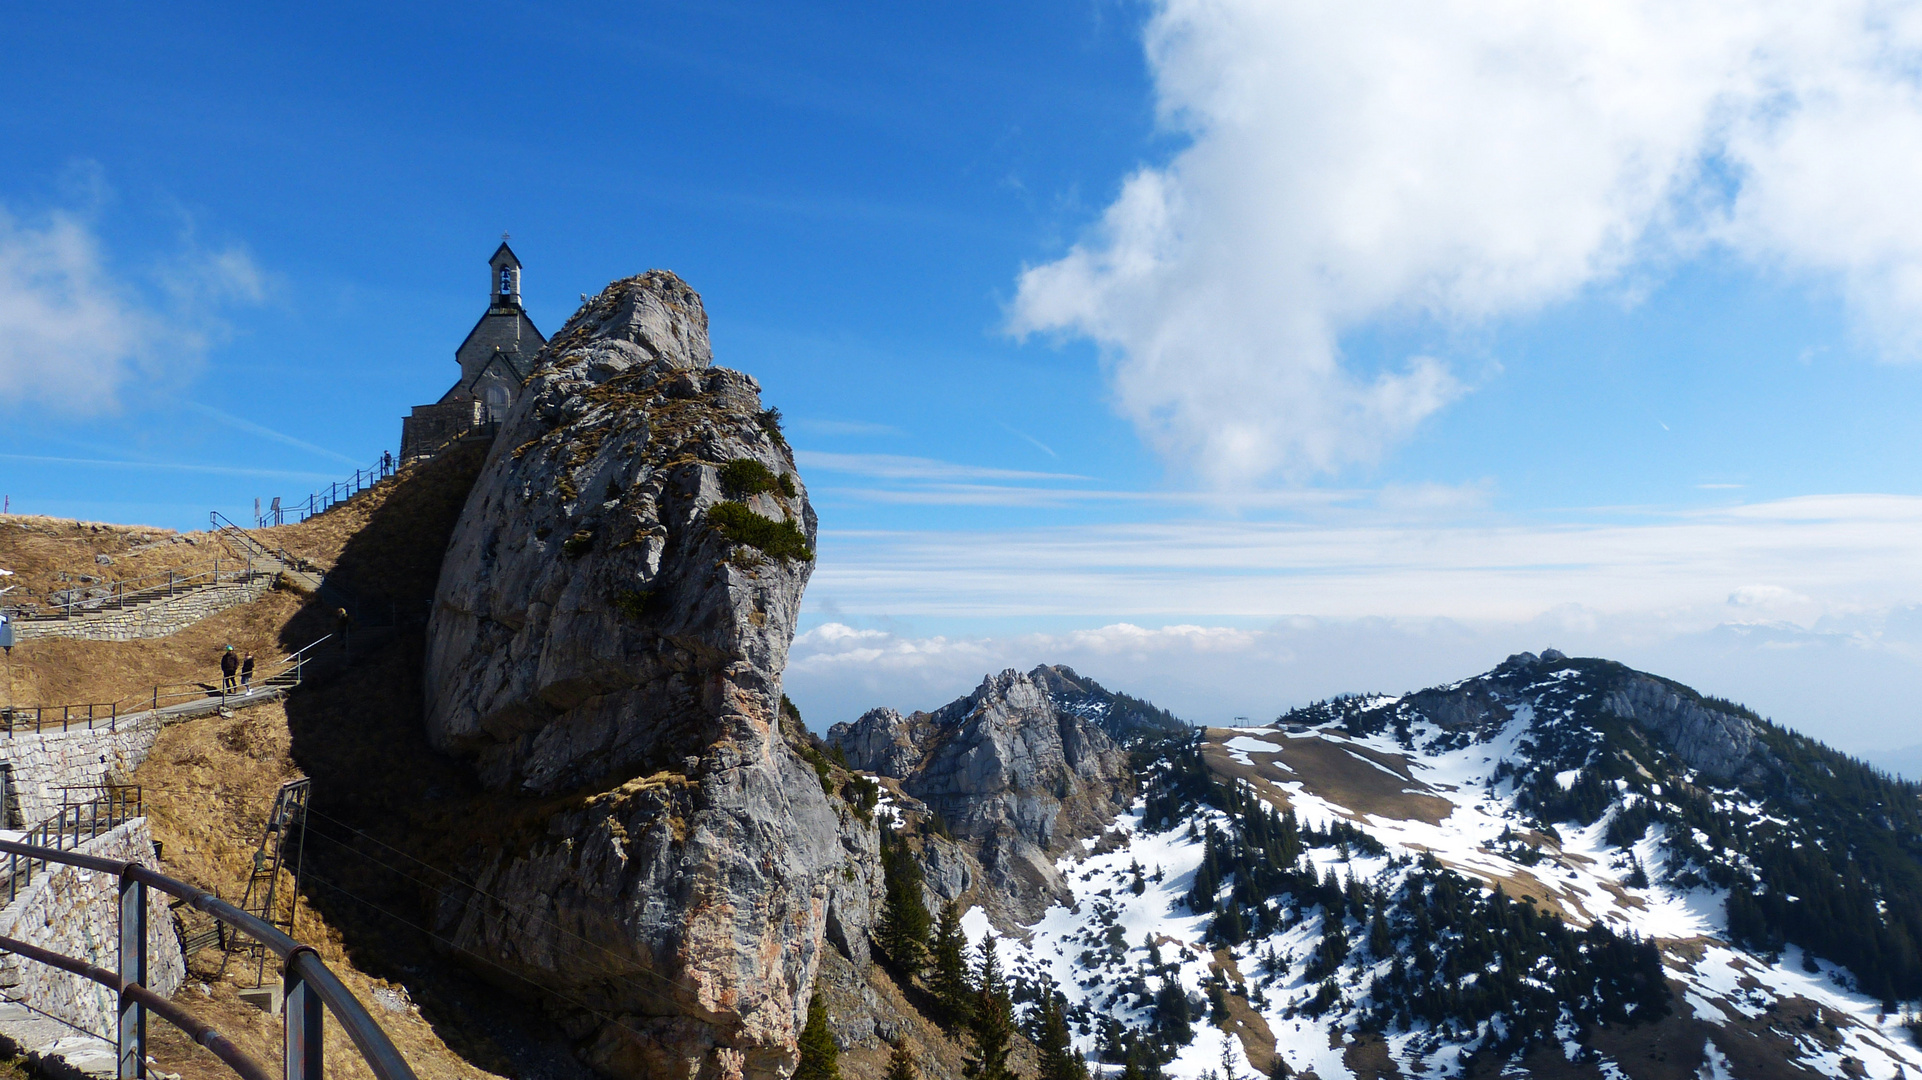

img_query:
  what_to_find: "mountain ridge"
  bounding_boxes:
[851,649,1922,1080]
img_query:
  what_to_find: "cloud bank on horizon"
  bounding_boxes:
[1012,0,1922,484]
[791,491,1922,757]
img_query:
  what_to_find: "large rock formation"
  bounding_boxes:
[424,271,866,1079]
[1375,649,1772,782]
[828,667,1132,919]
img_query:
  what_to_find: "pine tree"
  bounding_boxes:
[1368,910,1391,957]
[1219,1032,1243,1080]
[968,936,1016,1080]
[1037,996,1090,1080]
[931,901,975,1027]
[877,832,933,971]
[795,984,840,1080]
[1154,976,1193,1046]
[885,1039,918,1080]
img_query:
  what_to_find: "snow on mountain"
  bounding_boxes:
[928,651,1922,1080]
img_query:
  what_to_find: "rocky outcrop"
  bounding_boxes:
[424,271,861,1079]
[831,707,931,779]
[830,667,1131,920]
[1391,649,1767,781]
[1599,673,1759,781]
[1027,664,1187,742]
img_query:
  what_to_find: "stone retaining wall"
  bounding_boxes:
[0,819,186,1038]
[0,718,161,826]
[12,577,274,643]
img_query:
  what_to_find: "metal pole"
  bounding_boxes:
[285,961,323,1080]
[118,872,148,1079]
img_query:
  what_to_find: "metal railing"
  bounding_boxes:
[143,641,318,713]
[0,702,119,734]
[256,454,397,527]
[210,512,395,631]
[0,834,418,1080]
[1,636,331,732]
[2,787,144,905]
[6,559,266,623]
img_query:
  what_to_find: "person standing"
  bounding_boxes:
[240,652,255,691]
[220,646,239,695]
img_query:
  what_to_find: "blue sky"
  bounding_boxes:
[7,2,1922,764]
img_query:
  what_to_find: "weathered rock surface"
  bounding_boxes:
[831,707,932,779]
[1382,649,1770,781]
[1599,670,1760,781]
[829,667,1132,920]
[1027,664,1187,742]
[424,271,863,1079]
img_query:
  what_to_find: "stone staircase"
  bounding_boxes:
[6,565,275,644]
[3,513,334,646]
[0,508,390,1077]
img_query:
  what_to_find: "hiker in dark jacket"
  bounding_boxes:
[220,646,239,694]
[240,652,255,691]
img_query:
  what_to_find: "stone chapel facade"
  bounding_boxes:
[399,243,547,463]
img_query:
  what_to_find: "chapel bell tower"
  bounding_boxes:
[398,240,547,464]
[490,243,523,308]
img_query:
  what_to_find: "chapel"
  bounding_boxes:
[399,243,547,463]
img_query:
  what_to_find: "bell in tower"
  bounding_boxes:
[490,241,523,309]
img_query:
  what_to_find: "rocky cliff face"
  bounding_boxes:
[1027,664,1187,743]
[829,667,1132,919]
[1345,649,1771,782]
[424,271,868,1080]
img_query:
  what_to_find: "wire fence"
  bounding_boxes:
[257,453,397,527]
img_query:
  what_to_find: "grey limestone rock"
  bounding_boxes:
[1600,673,1759,781]
[1409,650,1767,781]
[424,270,861,1079]
[825,707,932,779]
[831,667,1132,921]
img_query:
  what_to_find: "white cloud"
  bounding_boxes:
[807,494,1922,620]
[0,199,263,415]
[1012,0,1922,484]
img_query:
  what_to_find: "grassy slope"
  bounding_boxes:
[0,450,580,1080]
[2,443,982,1080]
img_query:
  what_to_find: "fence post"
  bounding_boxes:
[284,961,323,1080]
[118,872,147,1079]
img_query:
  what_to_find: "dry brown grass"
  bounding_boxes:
[0,516,226,609]
[0,590,307,710]
[1200,730,1457,826]
[0,453,597,1080]
[1207,948,1281,1076]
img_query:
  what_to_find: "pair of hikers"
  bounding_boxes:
[220,645,254,694]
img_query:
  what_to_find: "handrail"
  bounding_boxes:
[144,642,315,713]
[280,634,334,664]
[0,837,418,1080]
[7,560,268,623]
[208,512,281,566]
[257,454,396,527]
[0,931,271,1080]
[0,702,118,734]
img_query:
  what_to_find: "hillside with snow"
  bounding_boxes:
[851,651,1922,1080]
